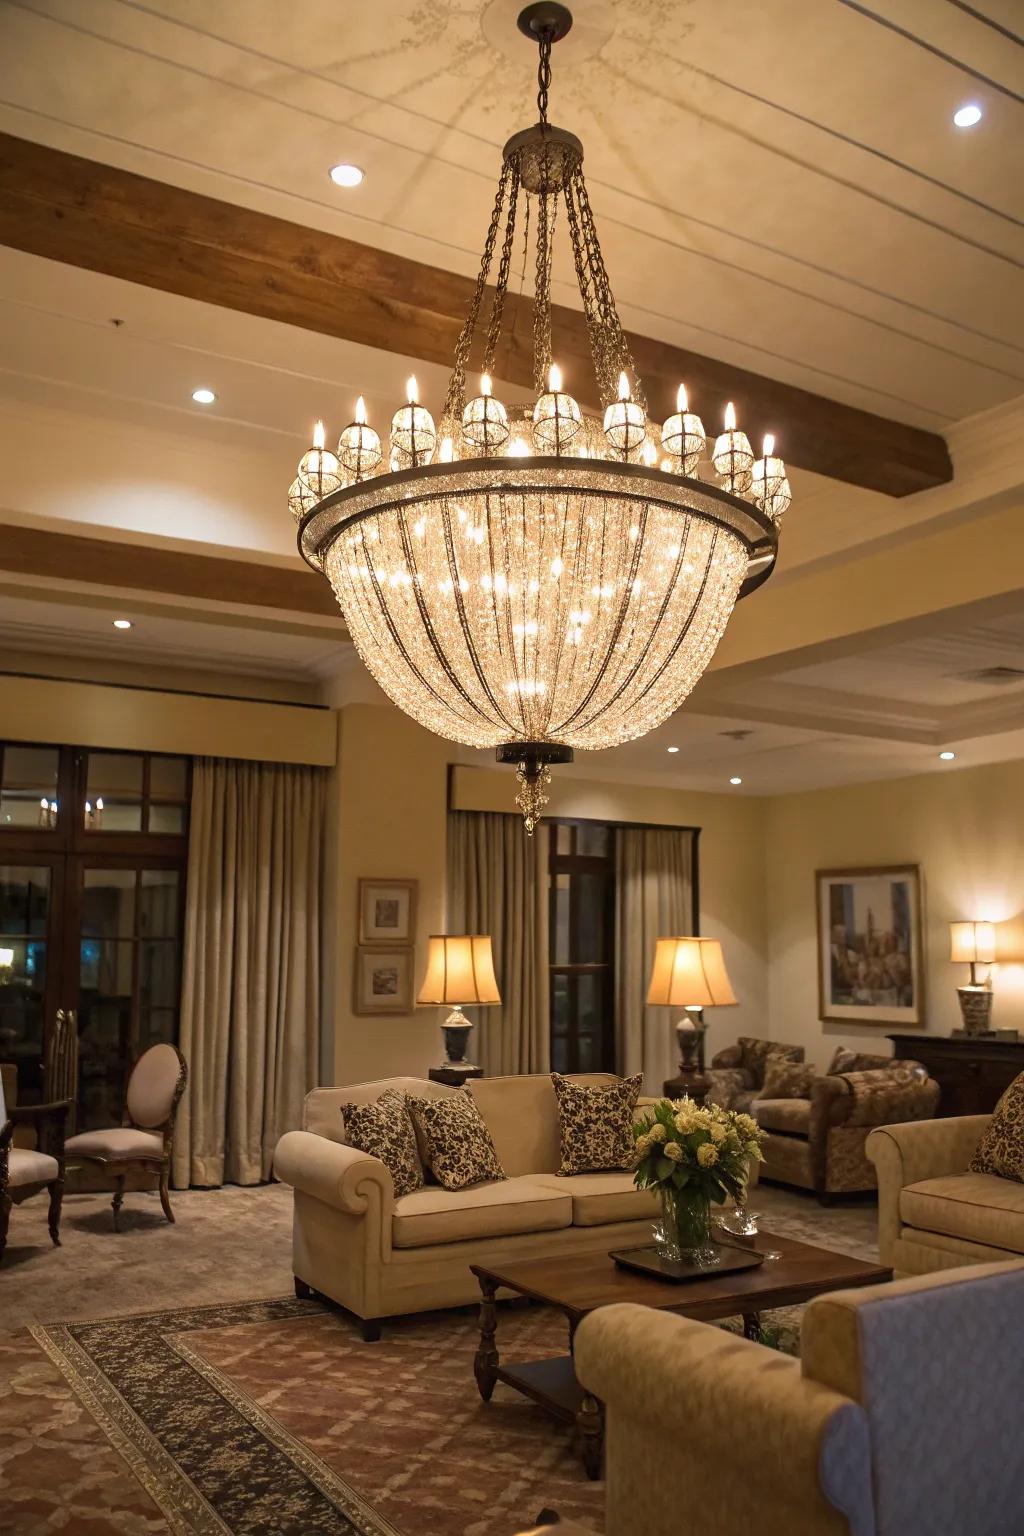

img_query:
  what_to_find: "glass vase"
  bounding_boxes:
[656,1186,715,1266]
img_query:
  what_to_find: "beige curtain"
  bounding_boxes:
[615,828,695,1094]
[446,811,550,1076]
[173,758,324,1188]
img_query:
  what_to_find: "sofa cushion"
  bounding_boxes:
[339,1089,423,1198]
[467,1073,622,1177]
[969,1070,1024,1184]
[738,1037,803,1085]
[7,1146,59,1189]
[391,1177,571,1248]
[531,1172,659,1227]
[552,1072,642,1176]
[900,1172,1024,1255]
[65,1127,164,1161]
[407,1092,505,1191]
[760,1060,816,1100]
[753,1097,812,1135]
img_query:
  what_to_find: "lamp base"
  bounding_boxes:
[664,1018,709,1104]
[957,986,993,1036]
[440,1006,476,1068]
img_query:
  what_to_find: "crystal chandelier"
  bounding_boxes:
[292,2,787,831]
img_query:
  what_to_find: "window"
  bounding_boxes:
[549,821,615,1073]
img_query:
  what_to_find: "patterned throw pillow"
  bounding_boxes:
[969,1072,1024,1185]
[759,1059,817,1100]
[738,1037,804,1086]
[551,1072,643,1176]
[407,1092,506,1191]
[340,1089,423,1198]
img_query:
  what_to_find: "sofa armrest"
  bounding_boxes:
[866,1115,990,1267]
[274,1130,395,1217]
[575,1304,872,1536]
[833,1071,940,1129]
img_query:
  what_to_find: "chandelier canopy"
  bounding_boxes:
[292,2,788,831]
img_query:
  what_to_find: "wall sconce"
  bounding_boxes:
[949,921,996,1035]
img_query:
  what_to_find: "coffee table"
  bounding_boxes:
[471,1231,890,1479]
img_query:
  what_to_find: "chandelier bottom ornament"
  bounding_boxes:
[497,742,574,835]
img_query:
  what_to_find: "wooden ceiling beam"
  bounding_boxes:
[0,131,952,497]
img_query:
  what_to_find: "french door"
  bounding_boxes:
[0,743,189,1131]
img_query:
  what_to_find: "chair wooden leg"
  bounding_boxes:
[48,1177,64,1247]
[158,1164,175,1224]
[0,1191,11,1265]
[112,1174,126,1231]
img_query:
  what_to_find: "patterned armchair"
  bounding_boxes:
[704,1036,805,1113]
[754,1048,940,1200]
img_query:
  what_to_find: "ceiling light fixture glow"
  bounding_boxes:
[667,746,680,754]
[191,387,216,405]
[939,750,956,761]
[729,776,742,785]
[953,103,982,128]
[329,163,364,188]
[113,619,133,630]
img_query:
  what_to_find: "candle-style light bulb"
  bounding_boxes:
[312,420,326,450]
[724,401,737,431]
[481,373,492,398]
[439,436,454,462]
[406,375,419,405]
[355,396,367,425]
[548,362,563,393]
[677,383,689,412]
[96,797,104,811]
[618,371,631,401]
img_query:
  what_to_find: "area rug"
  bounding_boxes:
[31,1293,802,1536]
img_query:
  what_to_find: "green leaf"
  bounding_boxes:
[655,1156,674,1182]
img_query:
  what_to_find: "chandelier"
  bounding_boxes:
[291,2,787,831]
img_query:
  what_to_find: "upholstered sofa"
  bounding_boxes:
[868,1111,1024,1276]
[575,1261,1024,1536]
[754,1050,939,1199]
[274,1073,658,1337]
[704,1036,805,1113]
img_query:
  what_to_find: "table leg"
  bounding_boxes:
[474,1275,499,1401]
[742,1311,763,1342]
[577,1391,604,1481]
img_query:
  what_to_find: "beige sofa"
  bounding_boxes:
[274,1073,658,1337]
[575,1261,1024,1536]
[867,1112,1024,1276]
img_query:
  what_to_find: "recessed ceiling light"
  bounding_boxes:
[953,103,982,128]
[666,745,680,754]
[329,163,364,188]
[191,387,216,405]
[939,750,956,761]
[113,619,133,630]
[729,776,743,785]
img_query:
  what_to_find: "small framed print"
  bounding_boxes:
[358,878,417,945]
[353,945,415,1015]
[816,865,924,1026]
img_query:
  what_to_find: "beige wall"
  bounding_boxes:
[765,760,1024,1067]
[327,718,769,1087]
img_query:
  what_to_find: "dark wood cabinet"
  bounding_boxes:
[889,1033,1024,1118]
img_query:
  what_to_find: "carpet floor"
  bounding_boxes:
[0,1182,879,1535]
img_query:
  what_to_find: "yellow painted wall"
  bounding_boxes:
[765,760,1024,1067]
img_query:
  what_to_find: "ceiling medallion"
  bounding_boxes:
[290,2,788,832]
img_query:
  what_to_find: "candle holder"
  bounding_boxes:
[532,365,582,452]
[339,399,383,479]
[661,386,706,475]
[462,376,510,452]
[751,436,791,523]
[391,378,437,466]
[712,404,754,495]
[297,423,343,500]
[603,373,647,458]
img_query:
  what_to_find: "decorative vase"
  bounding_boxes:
[656,1187,714,1265]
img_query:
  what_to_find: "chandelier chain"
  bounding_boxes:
[532,185,557,392]
[536,28,553,127]
[570,168,646,412]
[482,157,522,375]
[564,171,616,405]
[444,158,512,422]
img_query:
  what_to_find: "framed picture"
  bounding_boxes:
[353,945,415,1015]
[357,878,417,945]
[816,865,924,1026]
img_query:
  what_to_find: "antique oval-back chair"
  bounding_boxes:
[0,1067,69,1263]
[64,1042,187,1231]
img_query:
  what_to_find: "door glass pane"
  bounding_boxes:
[552,874,570,964]
[139,870,179,936]
[0,865,51,1102]
[551,972,569,1036]
[138,1007,176,1055]
[149,804,186,835]
[576,823,609,857]
[555,823,572,855]
[86,753,143,831]
[82,869,136,940]
[140,940,179,1010]
[1,745,60,829]
[150,757,188,798]
[575,872,607,962]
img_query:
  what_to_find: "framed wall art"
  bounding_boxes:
[353,945,415,1015]
[816,865,924,1026]
[357,878,417,946]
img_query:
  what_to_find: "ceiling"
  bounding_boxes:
[0,0,1021,431]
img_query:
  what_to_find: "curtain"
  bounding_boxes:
[446,811,550,1076]
[172,758,324,1188]
[614,828,695,1094]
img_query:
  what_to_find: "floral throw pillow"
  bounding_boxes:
[969,1072,1024,1185]
[407,1092,506,1191]
[551,1072,643,1176]
[340,1089,423,1198]
[759,1059,817,1101]
[738,1037,803,1085]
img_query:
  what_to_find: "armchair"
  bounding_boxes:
[0,1071,68,1263]
[704,1036,804,1112]
[755,1053,939,1199]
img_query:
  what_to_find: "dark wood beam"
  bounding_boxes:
[0,131,952,497]
[0,522,340,617]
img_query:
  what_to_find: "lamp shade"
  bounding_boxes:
[949,921,996,965]
[646,937,738,1009]
[417,935,501,1006]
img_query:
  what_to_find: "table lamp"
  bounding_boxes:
[417,935,501,1068]
[647,936,738,1100]
[949,921,996,1035]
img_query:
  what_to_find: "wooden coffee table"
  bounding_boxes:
[471,1232,890,1479]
